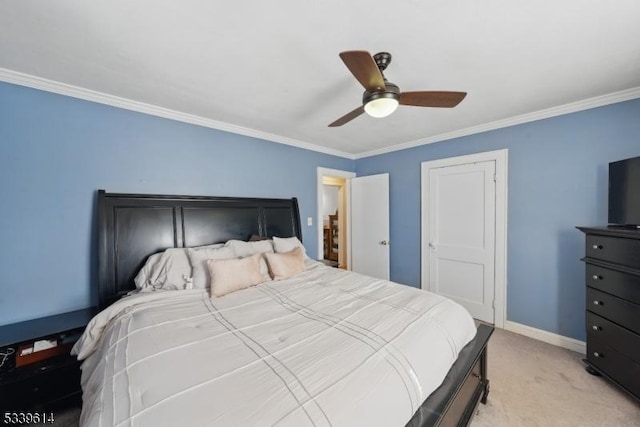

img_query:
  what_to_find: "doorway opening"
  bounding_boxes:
[317,168,355,270]
[322,177,344,268]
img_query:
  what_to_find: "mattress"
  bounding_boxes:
[73,261,476,427]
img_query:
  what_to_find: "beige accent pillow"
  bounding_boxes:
[264,246,305,280]
[187,246,237,289]
[224,239,273,282]
[207,253,265,297]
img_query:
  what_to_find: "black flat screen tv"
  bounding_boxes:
[609,155,640,227]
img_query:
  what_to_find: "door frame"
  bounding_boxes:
[317,167,356,268]
[420,149,508,328]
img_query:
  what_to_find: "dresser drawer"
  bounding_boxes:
[587,311,640,362]
[586,263,640,305]
[586,338,640,399]
[586,234,640,269]
[587,287,640,335]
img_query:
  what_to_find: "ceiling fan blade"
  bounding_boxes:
[328,106,365,127]
[339,51,385,91]
[399,91,467,108]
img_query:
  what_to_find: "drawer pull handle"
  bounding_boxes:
[593,352,603,358]
[592,244,603,250]
[593,300,603,306]
[592,275,602,280]
[592,325,601,331]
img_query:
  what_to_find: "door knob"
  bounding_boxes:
[379,240,388,246]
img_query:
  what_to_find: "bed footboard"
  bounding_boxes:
[406,323,494,427]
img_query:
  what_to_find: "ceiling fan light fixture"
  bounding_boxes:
[329,50,467,127]
[363,91,400,118]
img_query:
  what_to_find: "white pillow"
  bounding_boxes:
[188,246,236,289]
[197,243,225,250]
[134,248,192,291]
[272,236,309,259]
[207,254,265,298]
[225,239,274,257]
[134,252,163,290]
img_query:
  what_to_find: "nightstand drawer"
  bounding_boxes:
[0,357,81,411]
[0,307,94,412]
[587,287,640,335]
[587,311,640,363]
[586,234,640,269]
[586,263,640,305]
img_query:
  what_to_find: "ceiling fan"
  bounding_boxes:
[329,51,467,127]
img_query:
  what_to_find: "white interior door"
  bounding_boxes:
[427,161,496,323]
[351,173,390,280]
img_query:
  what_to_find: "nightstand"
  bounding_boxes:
[0,307,97,412]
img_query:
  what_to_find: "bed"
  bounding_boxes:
[74,190,493,426]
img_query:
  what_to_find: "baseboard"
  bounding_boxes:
[504,321,586,354]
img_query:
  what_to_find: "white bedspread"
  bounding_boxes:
[73,261,476,427]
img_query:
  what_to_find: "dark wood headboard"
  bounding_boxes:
[97,190,301,308]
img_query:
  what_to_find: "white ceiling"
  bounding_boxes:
[1,1,639,158]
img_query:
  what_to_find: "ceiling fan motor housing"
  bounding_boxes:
[364,52,400,104]
[363,81,400,105]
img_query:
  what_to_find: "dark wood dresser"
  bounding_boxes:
[577,226,640,401]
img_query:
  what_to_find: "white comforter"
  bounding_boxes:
[73,261,476,427]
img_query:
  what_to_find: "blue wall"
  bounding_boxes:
[0,82,353,325]
[355,98,640,341]
[3,79,639,342]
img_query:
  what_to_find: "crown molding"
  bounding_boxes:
[0,68,356,160]
[3,67,638,162]
[355,86,640,159]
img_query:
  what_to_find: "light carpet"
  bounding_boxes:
[471,327,640,427]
